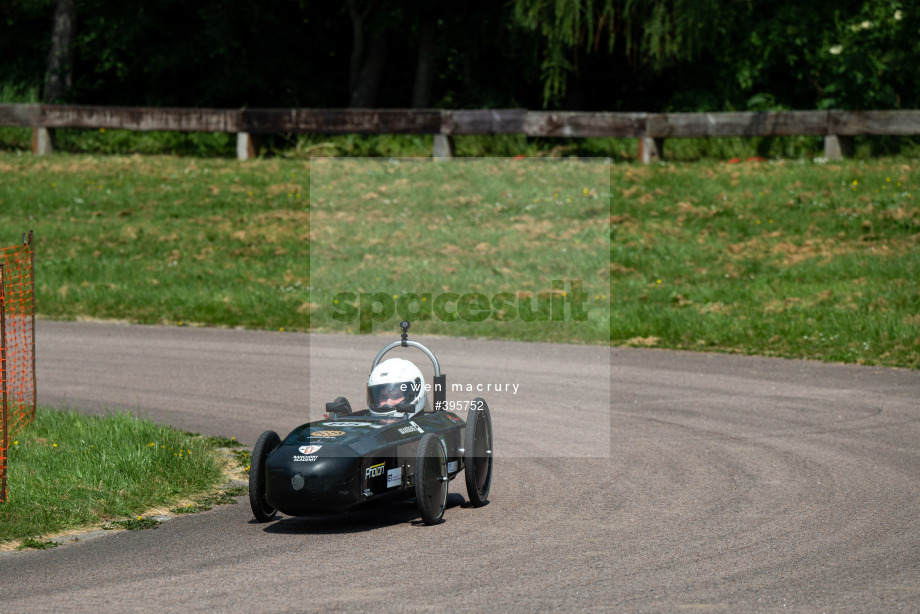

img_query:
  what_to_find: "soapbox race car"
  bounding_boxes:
[249,322,493,525]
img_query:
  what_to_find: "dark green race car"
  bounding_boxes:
[249,322,493,526]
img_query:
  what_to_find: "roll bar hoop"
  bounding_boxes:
[371,321,446,410]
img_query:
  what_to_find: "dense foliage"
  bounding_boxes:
[1,0,917,111]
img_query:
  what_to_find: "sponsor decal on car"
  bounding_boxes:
[311,430,345,438]
[398,421,425,436]
[293,455,318,462]
[322,422,382,428]
[446,414,463,424]
[366,462,385,479]
[299,445,322,455]
[387,467,402,488]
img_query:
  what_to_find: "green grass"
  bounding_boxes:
[1,154,312,329]
[16,537,58,550]
[0,152,917,367]
[608,160,920,366]
[103,516,162,531]
[0,407,228,545]
[308,158,610,343]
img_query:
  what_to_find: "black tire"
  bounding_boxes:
[464,397,493,507]
[249,430,281,523]
[415,432,448,525]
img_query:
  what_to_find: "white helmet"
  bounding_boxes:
[367,358,426,417]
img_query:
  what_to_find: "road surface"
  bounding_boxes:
[1,320,918,612]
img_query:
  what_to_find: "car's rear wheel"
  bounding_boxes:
[415,432,448,525]
[249,430,281,523]
[464,397,493,507]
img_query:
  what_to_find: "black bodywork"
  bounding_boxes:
[265,409,466,515]
[250,322,493,525]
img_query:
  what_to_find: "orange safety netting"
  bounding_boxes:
[0,232,35,503]
[1,265,6,503]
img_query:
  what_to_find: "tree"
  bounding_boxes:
[411,18,437,107]
[44,0,76,102]
[513,0,724,107]
[815,0,920,109]
[347,0,389,107]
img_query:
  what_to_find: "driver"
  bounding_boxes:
[367,358,427,417]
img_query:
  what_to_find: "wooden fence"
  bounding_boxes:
[2,104,919,162]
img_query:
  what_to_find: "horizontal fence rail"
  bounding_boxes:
[2,104,919,162]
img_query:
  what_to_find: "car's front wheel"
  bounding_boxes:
[415,432,448,525]
[249,430,281,523]
[463,397,493,507]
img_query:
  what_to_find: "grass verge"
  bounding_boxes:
[609,160,920,367]
[308,157,610,343]
[0,407,242,548]
[0,152,917,367]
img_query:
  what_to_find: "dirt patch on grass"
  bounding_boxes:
[267,182,304,196]
[770,239,853,266]
[623,336,660,347]
[697,302,732,315]
[724,232,856,266]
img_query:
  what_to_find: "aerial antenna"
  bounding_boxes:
[400,320,410,347]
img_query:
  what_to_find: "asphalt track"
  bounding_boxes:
[1,320,919,612]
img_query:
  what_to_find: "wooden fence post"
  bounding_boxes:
[32,127,54,155]
[639,137,663,164]
[433,134,454,160]
[236,132,259,160]
[824,135,853,160]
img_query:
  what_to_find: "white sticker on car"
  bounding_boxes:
[322,422,382,428]
[299,445,322,455]
[387,467,402,488]
[398,421,426,435]
[447,461,458,473]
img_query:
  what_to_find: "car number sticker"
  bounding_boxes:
[387,467,402,488]
[311,430,345,438]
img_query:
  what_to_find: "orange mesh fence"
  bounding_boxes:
[1,264,7,503]
[0,232,36,503]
